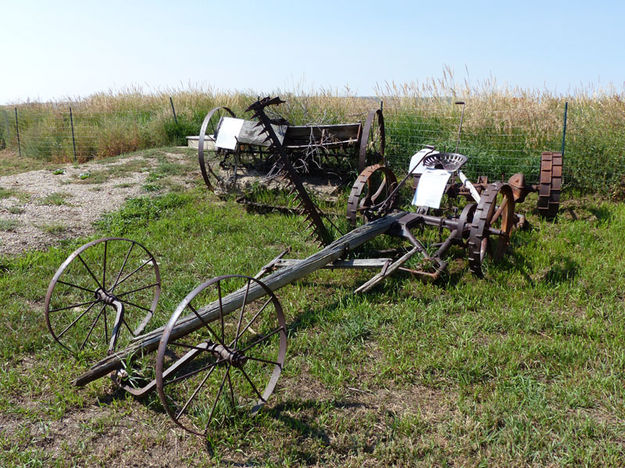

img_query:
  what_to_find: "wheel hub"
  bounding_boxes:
[95,288,119,306]
[207,343,247,367]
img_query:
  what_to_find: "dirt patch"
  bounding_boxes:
[0,151,195,256]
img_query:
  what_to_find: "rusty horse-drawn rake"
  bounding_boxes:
[44,97,563,436]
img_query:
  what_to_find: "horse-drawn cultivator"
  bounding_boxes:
[44,97,563,436]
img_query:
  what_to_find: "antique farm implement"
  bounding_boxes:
[44,97,563,436]
[344,143,563,278]
[196,100,384,192]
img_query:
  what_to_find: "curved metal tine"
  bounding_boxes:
[114,282,159,298]
[492,196,509,223]
[111,258,153,293]
[56,300,99,339]
[205,364,231,433]
[187,302,228,349]
[80,304,106,350]
[371,178,388,202]
[110,242,135,291]
[230,296,273,348]
[175,364,218,421]
[57,280,96,294]
[77,254,103,290]
[234,278,252,350]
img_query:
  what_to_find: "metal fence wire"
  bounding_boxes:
[0,99,567,186]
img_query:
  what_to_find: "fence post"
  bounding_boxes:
[14,107,21,157]
[561,101,568,157]
[169,96,178,125]
[69,107,77,162]
[0,109,8,150]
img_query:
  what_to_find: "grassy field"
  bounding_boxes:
[2,76,625,194]
[1,145,625,466]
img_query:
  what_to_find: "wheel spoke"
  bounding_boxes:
[217,281,225,346]
[238,326,284,354]
[110,242,135,291]
[169,341,217,353]
[237,366,266,403]
[121,317,135,336]
[57,280,95,294]
[234,278,251,349]
[48,299,98,314]
[226,368,236,408]
[77,254,103,290]
[111,258,152,292]
[205,363,231,432]
[115,282,160,298]
[80,304,106,350]
[102,240,107,292]
[56,300,99,339]
[235,296,273,344]
[163,357,226,387]
[188,303,227,349]
[103,306,109,344]
[117,298,152,313]
[175,364,217,421]
[245,355,282,368]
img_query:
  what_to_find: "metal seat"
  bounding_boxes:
[423,152,468,172]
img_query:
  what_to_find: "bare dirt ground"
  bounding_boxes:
[0,150,195,256]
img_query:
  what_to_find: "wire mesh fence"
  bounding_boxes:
[0,97,569,187]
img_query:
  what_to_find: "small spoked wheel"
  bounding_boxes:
[346,164,398,227]
[156,275,287,436]
[358,109,385,172]
[468,183,515,277]
[198,106,237,191]
[44,237,160,354]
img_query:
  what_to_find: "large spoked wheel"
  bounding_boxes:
[358,109,385,173]
[156,275,287,436]
[347,164,398,228]
[44,237,160,355]
[468,183,515,277]
[198,106,237,191]
[537,151,563,220]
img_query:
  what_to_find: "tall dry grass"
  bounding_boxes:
[1,76,624,194]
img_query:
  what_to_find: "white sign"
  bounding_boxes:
[215,117,245,150]
[412,169,452,209]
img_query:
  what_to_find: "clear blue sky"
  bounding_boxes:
[1,0,623,104]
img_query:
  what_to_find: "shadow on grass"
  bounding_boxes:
[267,399,365,444]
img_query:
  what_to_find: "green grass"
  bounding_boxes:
[0,219,19,231]
[1,178,625,465]
[38,191,72,206]
[37,222,67,234]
